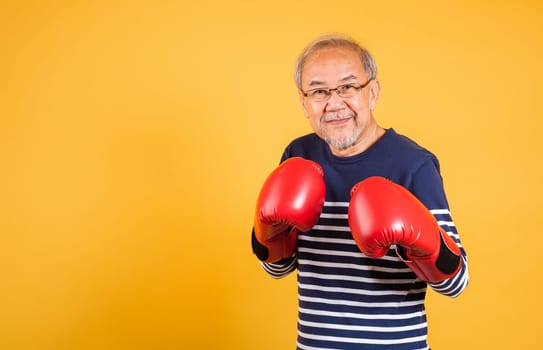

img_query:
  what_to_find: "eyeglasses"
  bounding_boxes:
[301,80,373,102]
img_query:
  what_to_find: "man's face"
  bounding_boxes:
[299,46,380,156]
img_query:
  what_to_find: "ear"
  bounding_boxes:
[368,80,381,111]
[299,90,310,118]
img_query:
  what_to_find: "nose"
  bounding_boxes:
[325,89,347,111]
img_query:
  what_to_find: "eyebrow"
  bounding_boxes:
[307,74,359,87]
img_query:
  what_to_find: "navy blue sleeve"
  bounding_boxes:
[409,157,469,297]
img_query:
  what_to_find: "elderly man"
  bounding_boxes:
[251,33,469,350]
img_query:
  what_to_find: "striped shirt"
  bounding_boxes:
[259,129,469,349]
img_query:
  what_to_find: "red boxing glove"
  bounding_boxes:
[348,176,461,282]
[252,157,326,263]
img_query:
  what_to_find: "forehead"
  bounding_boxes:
[301,46,365,86]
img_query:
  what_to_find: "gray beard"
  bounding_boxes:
[321,111,360,150]
[324,125,361,150]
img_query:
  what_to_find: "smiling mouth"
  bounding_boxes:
[322,115,355,125]
[326,116,351,123]
[321,112,356,124]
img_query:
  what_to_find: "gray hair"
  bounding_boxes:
[294,33,378,89]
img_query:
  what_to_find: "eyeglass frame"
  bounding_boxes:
[300,79,373,102]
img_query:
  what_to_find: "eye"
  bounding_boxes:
[309,89,329,97]
[339,84,357,93]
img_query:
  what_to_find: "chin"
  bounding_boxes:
[326,137,355,150]
[325,129,361,150]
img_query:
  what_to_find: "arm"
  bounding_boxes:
[349,159,469,297]
[423,208,468,297]
[409,160,469,297]
[251,157,326,273]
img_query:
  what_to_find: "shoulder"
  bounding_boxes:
[288,132,322,149]
[369,129,443,191]
[383,130,449,206]
[385,129,434,156]
[382,129,439,168]
[282,133,327,160]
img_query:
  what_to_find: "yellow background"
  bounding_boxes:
[2,0,542,349]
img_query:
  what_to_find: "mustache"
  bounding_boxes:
[321,111,356,122]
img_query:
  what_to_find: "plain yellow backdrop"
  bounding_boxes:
[1,0,542,349]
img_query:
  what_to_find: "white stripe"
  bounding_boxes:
[263,262,294,272]
[296,341,340,350]
[320,213,348,219]
[323,206,449,214]
[313,224,351,232]
[300,295,424,308]
[299,318,427,333]
[299,282,425,296]
[297,329,427,345]
[299,271,414,285]
[431,262,469,298]
[298,247,402,262]
[430,209,450,215]
[261,261,296,278]
[447,276,469,298]
[437,220,455,227]
[444,230,461,241]
[299,236,354,245]
[297,340,429,350]
[298,259,411,273]
[299,306,426,320]
[324,201,349,207]
[298,247,363,258]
